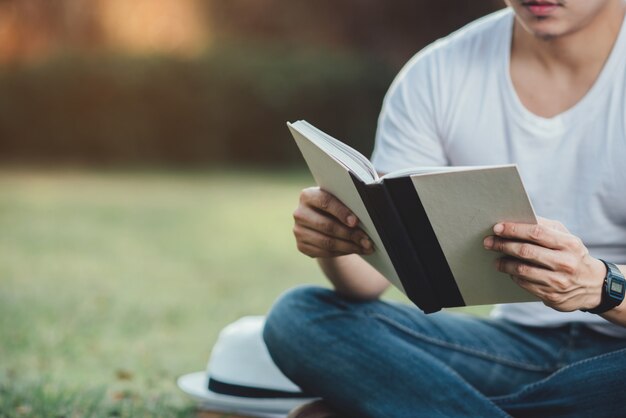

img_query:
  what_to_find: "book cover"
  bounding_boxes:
[288,120,538,312]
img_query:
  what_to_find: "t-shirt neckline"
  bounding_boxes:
[501,10,626,131]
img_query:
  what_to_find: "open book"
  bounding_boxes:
[289,120,539,313]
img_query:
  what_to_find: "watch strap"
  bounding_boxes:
[585,260,625,315]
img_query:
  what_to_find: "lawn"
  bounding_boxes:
[0,170,491,417]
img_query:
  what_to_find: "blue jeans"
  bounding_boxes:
[263,286,626,417]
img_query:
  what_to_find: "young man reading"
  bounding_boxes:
[264,0,626,416]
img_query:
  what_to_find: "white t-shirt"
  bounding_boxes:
[371,8,626,337]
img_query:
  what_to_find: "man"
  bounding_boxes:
[264,0,626,416]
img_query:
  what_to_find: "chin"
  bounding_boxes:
[522,19,570,40]
[530,28,561,40]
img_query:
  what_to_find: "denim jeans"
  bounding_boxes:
[263,286,626,417]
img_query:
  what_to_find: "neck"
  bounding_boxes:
[512,2,626,73]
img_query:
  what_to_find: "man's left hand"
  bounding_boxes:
[483,217,606,312]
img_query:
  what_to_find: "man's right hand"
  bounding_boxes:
[292,187,374,258]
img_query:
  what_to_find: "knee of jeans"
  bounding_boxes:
[263,285,333,344]
[263,285,342,376]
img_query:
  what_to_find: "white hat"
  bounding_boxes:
[177,316,319,417]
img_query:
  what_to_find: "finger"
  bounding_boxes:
[509,276,550,300]
[510,276,552,293]
[296,242,343,258]
[295,224,373,256]
[299,226,372,255]
[511,276,539,294]
[484,236,560,270]
[511,276,583,312]
[537,217,569,233]
[493,222,571,250]
[495,257,553,287]
[303,188,358,227]
[293,205,371,248]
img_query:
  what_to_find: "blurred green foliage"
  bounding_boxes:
[0,45,394,166]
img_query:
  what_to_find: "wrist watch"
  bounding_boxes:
[584,259,626,315]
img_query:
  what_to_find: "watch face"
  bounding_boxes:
[608,275,626,300]
[610,280,624,294]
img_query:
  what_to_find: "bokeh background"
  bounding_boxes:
[0,1,502,416]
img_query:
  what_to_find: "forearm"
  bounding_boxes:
[600,264,626,327]
[318,254,390,300]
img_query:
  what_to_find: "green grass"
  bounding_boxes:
[0,169,491,417]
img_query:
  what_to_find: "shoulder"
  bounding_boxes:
[377,8,514,159]
[394,8,513,88]
[434,8,513,57]
[382,8,513,128]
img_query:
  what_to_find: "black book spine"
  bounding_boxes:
[349,172,441,313]
[384,176,465,308]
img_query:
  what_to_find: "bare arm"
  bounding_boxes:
[293,187,390,300]
[318,255,390,300]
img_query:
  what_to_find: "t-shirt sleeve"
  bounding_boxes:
[371,47,448,174]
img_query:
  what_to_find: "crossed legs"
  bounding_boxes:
[264,286,626,418]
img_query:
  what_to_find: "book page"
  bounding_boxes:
[288,124,405,293]
[382,165,513,180]
[290,121,378,184]
[411,166,538,306]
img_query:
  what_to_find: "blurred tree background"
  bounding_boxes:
[0,0,502,166]
[0,1,505,416]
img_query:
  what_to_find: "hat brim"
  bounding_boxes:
[177,372,318,417]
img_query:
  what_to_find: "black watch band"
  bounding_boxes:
[584,260,625,315]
